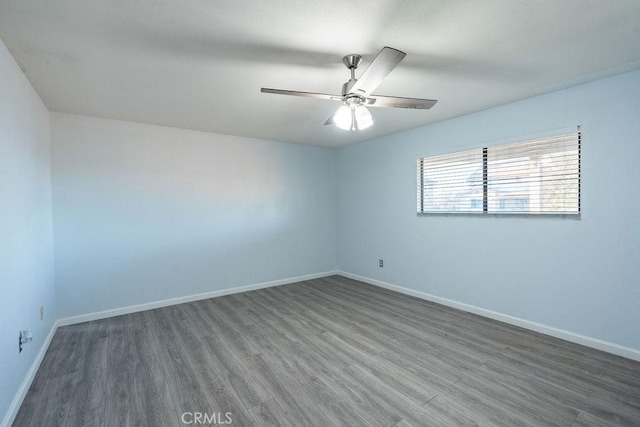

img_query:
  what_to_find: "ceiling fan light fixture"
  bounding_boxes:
[334,104,373,131]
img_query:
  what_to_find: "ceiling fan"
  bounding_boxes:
[261,46,437,131]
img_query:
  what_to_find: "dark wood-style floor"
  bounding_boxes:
[14,275,640,426]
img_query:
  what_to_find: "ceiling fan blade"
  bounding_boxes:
[349,47,406,96]
[261,88,341,101]
[367,95,437,109]
[324,108,339,125]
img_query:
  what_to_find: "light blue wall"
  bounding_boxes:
[337,69,640,351]
[0,40,55,419]
[51,113,338,318]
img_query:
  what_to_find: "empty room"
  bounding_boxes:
[2,1,640,426]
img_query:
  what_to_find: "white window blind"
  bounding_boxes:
[417,131,581,215]
[417,148,484,213]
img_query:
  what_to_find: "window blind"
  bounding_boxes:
[417,148,484,213]
[417,131,581,215]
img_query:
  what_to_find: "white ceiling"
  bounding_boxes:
[1,1,640,147]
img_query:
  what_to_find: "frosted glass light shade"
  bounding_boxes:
[334,105,352,130]
[334,104,374,131]
[355,106,373,130]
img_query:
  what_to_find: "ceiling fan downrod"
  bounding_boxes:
[341,54,362,96]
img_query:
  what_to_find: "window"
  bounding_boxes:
[417,132,581,215]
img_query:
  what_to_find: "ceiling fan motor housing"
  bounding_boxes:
[343,94,365,107]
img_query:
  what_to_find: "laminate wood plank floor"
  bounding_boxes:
[14,275,640,426]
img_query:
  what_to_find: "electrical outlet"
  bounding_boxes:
[379,259,384,267]
[40,306,44,321]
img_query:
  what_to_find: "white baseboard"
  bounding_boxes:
[57,270,339,327]
[1,321,59,427]
[338,271,640,362]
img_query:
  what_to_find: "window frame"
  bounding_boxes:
[417,131,581,216]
